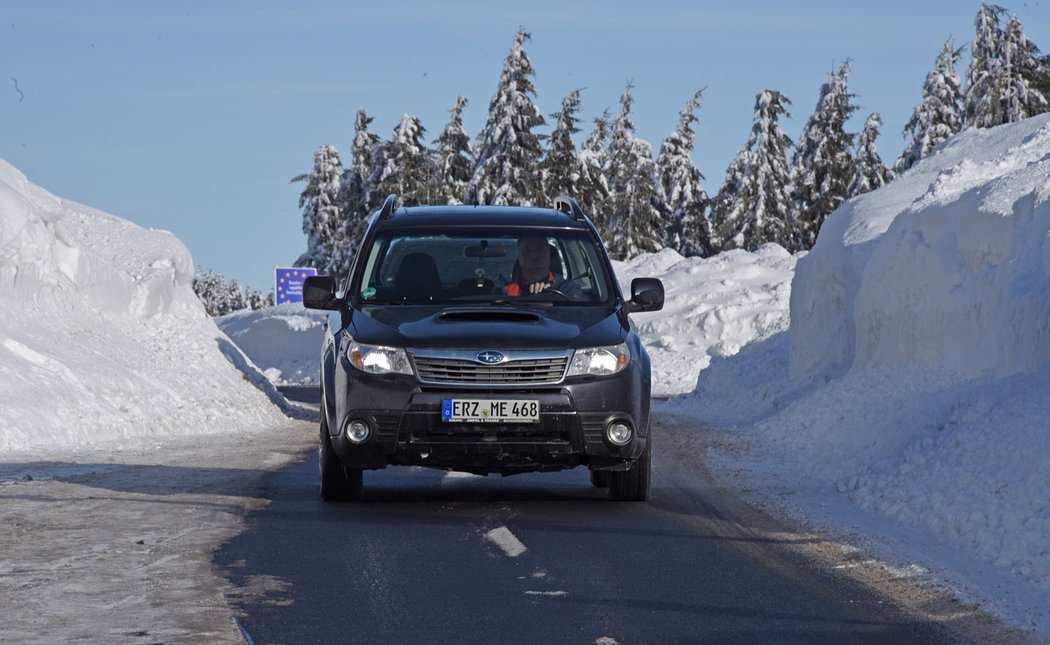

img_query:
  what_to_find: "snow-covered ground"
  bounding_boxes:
[3,114,1049,640]
[0,160,301,453]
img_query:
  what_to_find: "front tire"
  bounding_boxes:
[608,431,651,502]
[319,414,363,502]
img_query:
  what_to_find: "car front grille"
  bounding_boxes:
[410,351,570,385]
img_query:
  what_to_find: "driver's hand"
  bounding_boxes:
[528,282,550,294]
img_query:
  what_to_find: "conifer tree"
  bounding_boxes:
[656,90,712,257]
[465,28,546,206]
[192,268,263,316]
[192,268,223,316]
[792,61,858,248]
[541,89,583,204]
[603,85,663,259]
[343,109,380,220]
[1001,14,1050,123]
[965,3,1008,128]
[710,148,747,253]
[577,110,611,233]
[712,89,798,252]
[220,277,247,314]
[324,109,381,276]
[291,144,343,274]
[897,41,964,172]
[432,96,473,205]
[849,113,893,197]
[375,114,432,206]
[244,286,273,311]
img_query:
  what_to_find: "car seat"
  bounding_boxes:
[395,252,441,299]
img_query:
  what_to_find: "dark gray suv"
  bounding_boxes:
[303,196,664,501]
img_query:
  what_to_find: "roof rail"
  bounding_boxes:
[378,194,398,219]
[553,195,586,221]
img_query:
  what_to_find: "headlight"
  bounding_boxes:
[567,343,630,377]
[344,339,413,375]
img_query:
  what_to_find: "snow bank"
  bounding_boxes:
[217,304,327,385]
[0,160,292,452]
[791,113,1050,382]
[700,115,1050,633]
[611,245,795,397]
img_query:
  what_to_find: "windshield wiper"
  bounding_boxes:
[490,298,553,308]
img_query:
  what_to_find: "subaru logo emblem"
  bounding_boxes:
[476,351,505,365]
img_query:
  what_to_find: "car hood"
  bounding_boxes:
[349,305,626,349]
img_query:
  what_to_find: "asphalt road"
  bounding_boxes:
[216,404,969,644]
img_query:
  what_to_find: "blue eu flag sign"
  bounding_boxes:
[275,267,318,305]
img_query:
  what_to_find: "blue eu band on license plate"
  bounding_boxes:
[442,398,540,423]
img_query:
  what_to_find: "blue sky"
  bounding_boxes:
[2,1,1048,291]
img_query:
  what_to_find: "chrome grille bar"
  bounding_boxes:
[408,349,571,386]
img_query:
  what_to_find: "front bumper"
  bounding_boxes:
[326,359,650,475]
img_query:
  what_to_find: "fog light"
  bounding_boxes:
[607,422,633,446]
[346,419,370,444]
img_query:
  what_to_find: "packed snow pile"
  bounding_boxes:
[696,114,1050,628]
[611,245,796,397]
[217,305,327,385]
[791,112,1050,382]
[0,160,293,452]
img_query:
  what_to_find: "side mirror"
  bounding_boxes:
[624,277,664,313]
[302,275,342,310]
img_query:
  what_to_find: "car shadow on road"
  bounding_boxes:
[0,460,270,500]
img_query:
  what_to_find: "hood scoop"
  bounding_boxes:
[438,309,541,324]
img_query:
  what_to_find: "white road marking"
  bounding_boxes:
[484,526,527,557]
[525,590,567,597]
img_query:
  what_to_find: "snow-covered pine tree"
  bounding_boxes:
[327,110,381,277]
[191,268,222,316]
[375,114,432,206]
[792,61,858,248]
[577,110,611,234]
[291,144,342,273]
[432,96,473,205]
[192,268,256,316]
[602,85,663,260]
[656,90,712,257]
[1001,14,1050,123]
[220,277,247,314]
[465,28,546,206]
[541,89,583,204]
[965,3,1008,128]
[848,113,893,197]
[342,109,380,221]
[244,286,272,311]
[709,148,747,253]
[896,41,964,173]
[712,89,798,252]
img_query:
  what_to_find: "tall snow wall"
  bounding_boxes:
[790,114,1050,383]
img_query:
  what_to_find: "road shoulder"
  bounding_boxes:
[656,416,1040,645]
[0,421,315,643]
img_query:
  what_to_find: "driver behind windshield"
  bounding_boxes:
[504,234,554,296]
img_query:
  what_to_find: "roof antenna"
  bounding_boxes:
[378,194,397,219]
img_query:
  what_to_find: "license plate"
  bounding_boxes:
[441,398,540,423]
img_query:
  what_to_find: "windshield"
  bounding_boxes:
[352,228,615,306]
